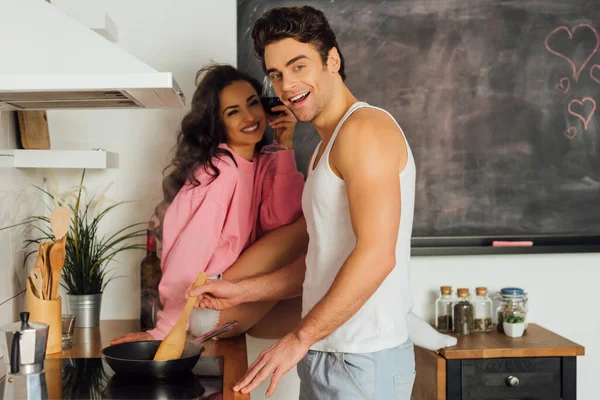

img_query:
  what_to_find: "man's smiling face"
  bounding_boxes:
[264,38,335,123]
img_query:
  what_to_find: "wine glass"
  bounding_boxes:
[260,76,288,153]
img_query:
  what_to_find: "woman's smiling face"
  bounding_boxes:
[220,80,268,150]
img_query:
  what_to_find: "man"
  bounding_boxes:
[188,5,417,399]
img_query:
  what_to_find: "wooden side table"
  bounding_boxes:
[413,323,585,400]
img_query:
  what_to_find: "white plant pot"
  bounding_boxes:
[503,322,525,338]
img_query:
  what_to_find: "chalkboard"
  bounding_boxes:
[237,0,600,254]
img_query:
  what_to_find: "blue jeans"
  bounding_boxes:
[297,339,416,400]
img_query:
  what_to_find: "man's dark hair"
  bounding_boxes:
[251,5,346,81]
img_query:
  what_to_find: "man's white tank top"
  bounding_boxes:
[301,101,416,353]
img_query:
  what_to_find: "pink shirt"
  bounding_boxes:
[148,145,304,339]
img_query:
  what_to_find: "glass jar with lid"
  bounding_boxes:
[435,286,454,332]
[496,287,528,333]
[472,287,493,332]
[453,288,474,336]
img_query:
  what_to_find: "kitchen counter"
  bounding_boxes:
[47,319,250,400]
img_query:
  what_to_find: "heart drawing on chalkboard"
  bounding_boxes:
[591,64,600,85]
[555,77,570,94]
[568,97,596,131]
[545,24,600,82]
[564,127,578,140]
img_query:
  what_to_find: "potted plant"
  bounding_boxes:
[25,170,146,327]
[502,315,526,338]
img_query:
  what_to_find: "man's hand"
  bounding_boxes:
[110,331,153,345]
[186,279,248,311]
[233,332,310,397]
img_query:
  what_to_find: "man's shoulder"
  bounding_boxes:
[337,105,405,146]
[350,104,392,121]
[331,104,409,175]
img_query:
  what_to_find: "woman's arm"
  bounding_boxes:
[188,254,306,310]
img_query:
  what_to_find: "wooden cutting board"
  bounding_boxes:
[17,111,51,149]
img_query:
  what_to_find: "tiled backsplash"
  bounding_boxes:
[0,111,44,370]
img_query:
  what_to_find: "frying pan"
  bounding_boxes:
[101,320,237,379]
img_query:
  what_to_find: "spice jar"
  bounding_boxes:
[496,287,528,333]
[453,288,474,336]
[435,286,454,332]
[472,287,493,332]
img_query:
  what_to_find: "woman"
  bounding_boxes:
[112,64,307,344]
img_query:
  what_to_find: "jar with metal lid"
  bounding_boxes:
[435,286,454,332]
[472,287,493,332]
[496,287,528,333]
[453,288,474,336]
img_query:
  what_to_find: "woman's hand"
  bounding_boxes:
[268,105,297,149]
[110,331,153,345]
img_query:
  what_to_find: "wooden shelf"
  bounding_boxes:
[0,149,118,169]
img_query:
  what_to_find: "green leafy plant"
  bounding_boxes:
[503,315,525,324]
[24,170,146,294]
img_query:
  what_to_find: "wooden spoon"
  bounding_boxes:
[49,236,67,300]
[153,272,207,361]
[50,206,70,240]
[29,268,44,299]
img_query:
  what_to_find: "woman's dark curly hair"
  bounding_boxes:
[154,64,267,239]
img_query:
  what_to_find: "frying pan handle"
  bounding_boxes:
[189,320,238,344]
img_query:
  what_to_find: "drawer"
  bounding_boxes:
[460,357,562,400]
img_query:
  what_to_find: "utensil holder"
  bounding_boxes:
[26,280,62,354]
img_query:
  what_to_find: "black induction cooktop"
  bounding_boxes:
[41,356,223,399]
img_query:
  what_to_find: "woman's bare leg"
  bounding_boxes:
[195,216,308,338]
[226,216,308,279]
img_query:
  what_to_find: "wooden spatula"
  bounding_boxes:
[33,243,45,299]
[50,206,70,240]
[153,272,207,361]
[43,241,54,300]
[29,268,44,299]
[49,236,67,300]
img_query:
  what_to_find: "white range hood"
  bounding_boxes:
[0,0,186,110]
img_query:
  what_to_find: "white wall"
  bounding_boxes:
[11,1,597,399]
[0,112,45,377]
